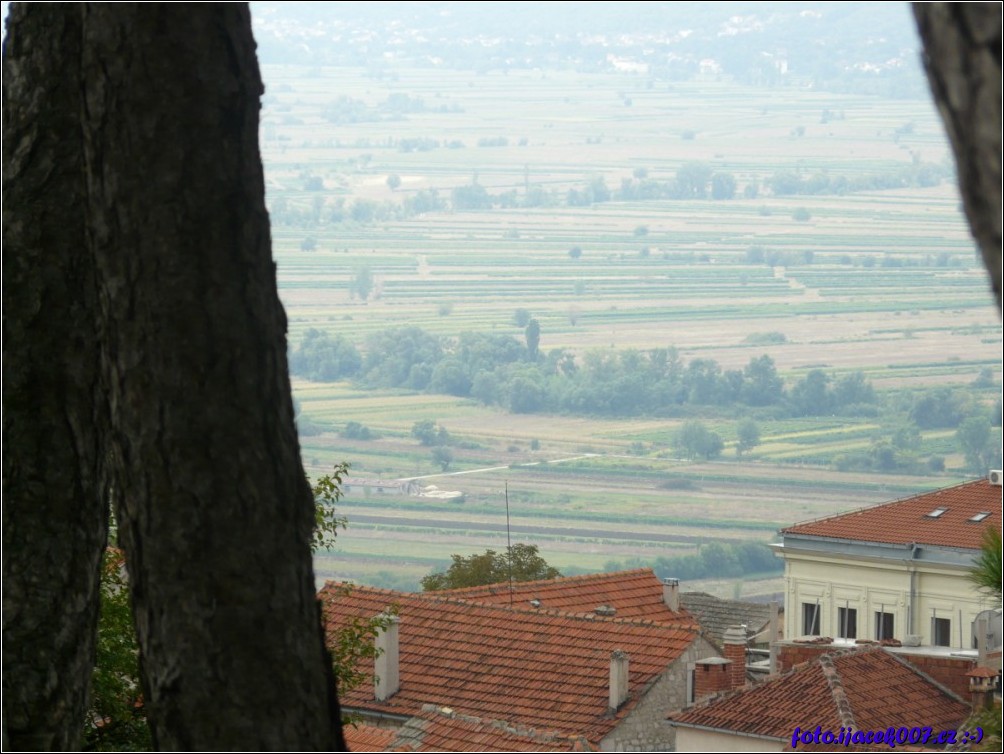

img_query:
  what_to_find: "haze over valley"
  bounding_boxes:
[249,1,1002,595]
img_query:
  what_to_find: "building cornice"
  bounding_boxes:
[775,536,978,570]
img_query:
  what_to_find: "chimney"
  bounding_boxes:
[967,667,998,711]
[663,577,680,611]
[609,650,629,711]
[723,625,747,691]
[374,613,400,701]
[692,657,732,701]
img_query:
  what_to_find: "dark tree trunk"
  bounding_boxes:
[77,4,344,750]
[2,5,108,751]
[913,2,1002,313]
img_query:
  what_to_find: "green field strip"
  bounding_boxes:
[333,496,785,533]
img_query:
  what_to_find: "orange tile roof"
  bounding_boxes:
[344,722,397,752]
[670,646,969,744]
[391,706,597,752]
[433,568,698,628]
[782,479,1002,549]
[320,583,702,743]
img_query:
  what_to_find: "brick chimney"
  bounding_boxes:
[374,613,400,701]
[723,625,747,691]
[692,657,733,701]
[662,577,680,611]
[609,650,629,711]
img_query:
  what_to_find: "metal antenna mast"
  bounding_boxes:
[505,481,514,607]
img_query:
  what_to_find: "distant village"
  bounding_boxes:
[325,473,1002,752]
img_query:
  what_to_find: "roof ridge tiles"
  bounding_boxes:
[671,643,972,739]
[324,582,699,637]
[320,580,402,597]
[818,653,857,731]
[435,568,657,595]
[673,643,883,719]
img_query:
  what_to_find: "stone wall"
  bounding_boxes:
[601,635,719,752]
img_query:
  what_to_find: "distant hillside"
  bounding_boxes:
[250,1,929,97]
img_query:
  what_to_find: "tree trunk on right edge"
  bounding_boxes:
[913,3,1002,313]
[2,5,108,750]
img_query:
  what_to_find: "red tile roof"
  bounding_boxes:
[391,707,597,752]
[432,568,698,628]
[320,583,702,743]
[344,722,397,752]
[670,646,969,744]
[782,479,1002,549]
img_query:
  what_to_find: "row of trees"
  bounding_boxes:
[605,542,782,582]
[292,325,999,473]
[290,326,880,419]
[269,158,951,228]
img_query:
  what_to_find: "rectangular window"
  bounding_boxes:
[802,602,821,636]
[932,617,951,647]
[838,607,857,639]
[875,611,895,640]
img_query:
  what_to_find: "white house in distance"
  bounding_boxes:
[775,474,1001,650]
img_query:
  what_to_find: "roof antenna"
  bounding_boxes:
[505,480,514,607]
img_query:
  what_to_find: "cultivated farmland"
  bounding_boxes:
[259,64,1001,594]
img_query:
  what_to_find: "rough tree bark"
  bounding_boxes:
[75,5,345,749]
[2,6,108,750]
[913,2,1002,312]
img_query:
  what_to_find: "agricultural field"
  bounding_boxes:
[257,64,1001,594]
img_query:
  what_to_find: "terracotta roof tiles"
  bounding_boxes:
[434,568,698,628]
[320,582,701,742]
[782,479,1001,549]
[670,646,970,744]
[389,706,598,752]
[343,722,397,752]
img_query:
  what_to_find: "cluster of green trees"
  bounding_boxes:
[318,92,460,124]
[832,388,1001,475]
[766,162,949,196]
[292,325,1000,473]
[421,544,560,591]
[411,420,455,469]
[605,541,781,582]
[290,326,880,420]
